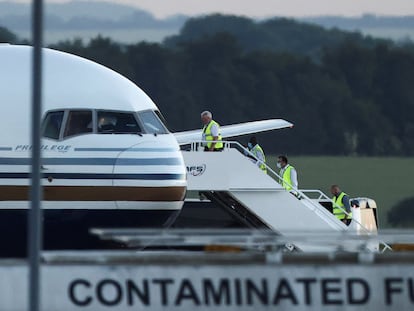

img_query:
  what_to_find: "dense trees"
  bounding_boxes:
[388,197,414,227]
[164,15,389,59]
[3,15,414,155]
[0,26,17,43]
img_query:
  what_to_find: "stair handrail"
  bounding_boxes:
[186,140,392,252]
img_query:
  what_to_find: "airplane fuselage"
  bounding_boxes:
[0,45,186,256]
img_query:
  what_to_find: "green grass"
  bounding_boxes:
[267,156,414,228]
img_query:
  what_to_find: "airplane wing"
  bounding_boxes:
[174,119,293,145]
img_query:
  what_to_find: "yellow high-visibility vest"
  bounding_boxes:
[281,165,294,190]
[203,120,223,149]
[332,192,352,220]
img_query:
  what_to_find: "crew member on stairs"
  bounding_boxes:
[246,136,267,173]
[330,184,352,225]
[277,155,298,192]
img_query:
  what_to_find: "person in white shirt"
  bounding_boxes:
[201,111,223,151]
[247,136,267,173]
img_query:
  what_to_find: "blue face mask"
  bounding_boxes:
[247,142,253,149]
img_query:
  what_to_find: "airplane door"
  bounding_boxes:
[112,141,147,210]
[112,137,186,228]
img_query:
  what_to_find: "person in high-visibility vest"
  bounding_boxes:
[277,155,298,191]
[247,136,267,173]
[201,111,223,151]
[330,184,352,225]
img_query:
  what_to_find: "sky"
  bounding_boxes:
[3,0,414,18]
[117,0,414,18]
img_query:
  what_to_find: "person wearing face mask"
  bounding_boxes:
[247,136,267,173]
[277,155,298,191]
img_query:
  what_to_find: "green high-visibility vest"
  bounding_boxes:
[203,120,223,149]
[281,165,294,190]
[332,192,352,220]
[251,144,267,173]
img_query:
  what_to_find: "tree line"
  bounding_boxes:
[2,15,414,156]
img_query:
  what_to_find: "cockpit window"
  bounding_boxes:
[97,111,141,134]
[63,110,93,138]
[42,111,64,140]
[43,109,164,139]
[138,110,168,134]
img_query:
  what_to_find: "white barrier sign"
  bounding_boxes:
[0,264,413,310]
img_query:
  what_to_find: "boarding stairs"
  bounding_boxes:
[181,141,391,252]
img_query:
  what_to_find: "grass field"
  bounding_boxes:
[267,156,414,228]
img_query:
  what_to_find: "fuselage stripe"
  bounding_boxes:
[0,157,182,165]
[0,185,186,201]
[74,147,178,152]
[0,173,186,180]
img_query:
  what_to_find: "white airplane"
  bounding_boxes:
[0,44,292,256]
